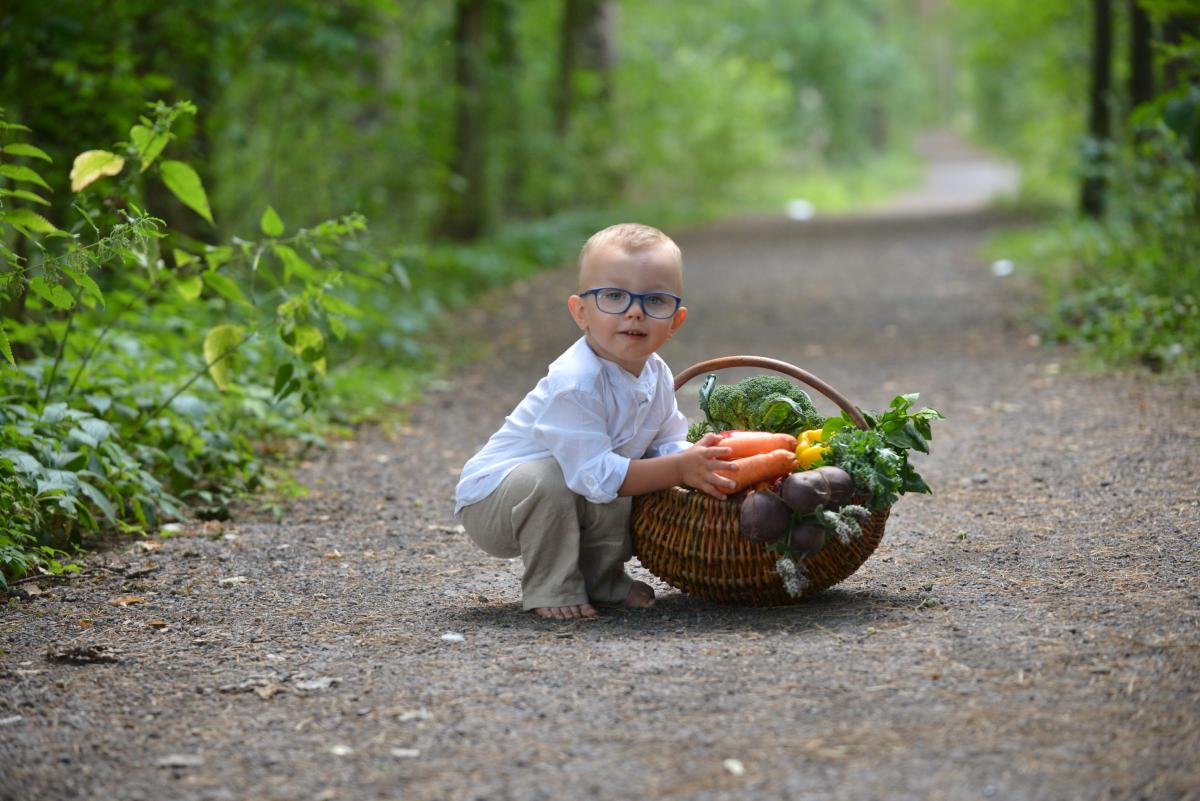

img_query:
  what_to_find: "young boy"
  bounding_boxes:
[454,223,738,620]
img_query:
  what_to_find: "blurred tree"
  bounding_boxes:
[555,0,616,136]
[1081,0,1113,217]
[556,0,619,199]
[490,0,528,217]
[1130,0,1156,108]
[438,0,489,240]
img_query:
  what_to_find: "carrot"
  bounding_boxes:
[715,431,799,459]
[718,448,799,494]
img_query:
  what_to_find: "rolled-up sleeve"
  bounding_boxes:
[531,389,630,503]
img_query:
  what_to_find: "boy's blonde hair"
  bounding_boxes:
[577,223,682,288]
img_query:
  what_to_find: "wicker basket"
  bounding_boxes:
[631,355,891,606]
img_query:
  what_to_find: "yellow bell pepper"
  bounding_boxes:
[797,443,830,469]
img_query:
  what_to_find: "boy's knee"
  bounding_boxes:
[508,458,574,509]
[581,496,631,533]
[460,501,519,558]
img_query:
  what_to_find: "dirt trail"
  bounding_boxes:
[3,133,1198,801]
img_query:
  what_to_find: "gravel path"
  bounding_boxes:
[3,134,1198,801]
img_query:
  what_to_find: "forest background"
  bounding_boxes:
[0,0,1196,584]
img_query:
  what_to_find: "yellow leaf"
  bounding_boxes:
[288,324,325,373]
[176,274,203,302]
[203,324,246,391]
[110,595,146,606]
[71,150,126,192]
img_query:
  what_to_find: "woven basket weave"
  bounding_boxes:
[631,356,891,606]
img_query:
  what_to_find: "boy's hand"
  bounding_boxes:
[680,432,739,500]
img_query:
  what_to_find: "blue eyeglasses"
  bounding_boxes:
[579,287,682,319]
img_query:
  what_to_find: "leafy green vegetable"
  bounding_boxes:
[686,419,713,443]
[822,394,944,511]
[699,374,822,435]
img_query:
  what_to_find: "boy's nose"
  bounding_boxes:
[625,299,645,318]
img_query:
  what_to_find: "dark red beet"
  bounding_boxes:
[779,472,830,515]
[816,466,855,505]
[739,490,793,543]
[789,521,826,556]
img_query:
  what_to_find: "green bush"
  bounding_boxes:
[989,116,1199,373]
[1,102,361,583]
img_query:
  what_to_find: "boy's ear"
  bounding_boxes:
[668,305,687,335]
[567,294,588,331]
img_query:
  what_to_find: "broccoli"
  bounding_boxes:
[699,374,822,435]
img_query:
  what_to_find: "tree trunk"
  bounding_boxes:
[1129,0,1155,110]
[555,0,616,138]
[1081,0,1112,219]
[438,0,489,241]
[492,0,526,218]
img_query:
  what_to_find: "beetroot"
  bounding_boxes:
[815,466,855,505]
[789,521,826,556]
[739,490,793,543]
[779,471,831,515]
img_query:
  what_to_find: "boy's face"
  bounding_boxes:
[567,242,687,376]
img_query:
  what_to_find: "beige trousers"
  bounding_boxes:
[460,457,634,610]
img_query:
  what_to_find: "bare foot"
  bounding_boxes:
[620,580,656,609]
[532,603,598,620]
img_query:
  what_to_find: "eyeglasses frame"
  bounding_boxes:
[578,287,683,319]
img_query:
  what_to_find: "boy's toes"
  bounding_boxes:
[532,603,598,620]
[621,580,656,609]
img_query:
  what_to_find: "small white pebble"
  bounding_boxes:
[398,708,433,722]
[786,199,815,220]
[330,745,353,756]
[440,632,465,643]
[723,758,746,776]
[391,748,420,759]
[991,259,1015,277]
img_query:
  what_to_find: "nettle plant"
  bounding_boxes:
[0,102,366,585]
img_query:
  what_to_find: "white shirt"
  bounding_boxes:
[454,336,690,515]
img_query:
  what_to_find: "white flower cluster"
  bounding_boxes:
[821,504,871,544]
[775,555,810,599]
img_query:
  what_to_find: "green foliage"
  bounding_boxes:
[952,1,1200,373]
[985,104,1200,372]
[822,394,943,511]
[0,103,360,583]
[686,419,714,444]
[950,0,1091,205]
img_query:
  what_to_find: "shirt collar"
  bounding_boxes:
[576,336,656,391]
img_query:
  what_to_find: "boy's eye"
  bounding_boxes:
[644,294,667,306]
[602,291,628,302]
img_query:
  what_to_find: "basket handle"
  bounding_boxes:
[673,355,870,431]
